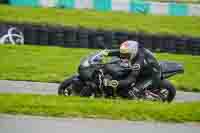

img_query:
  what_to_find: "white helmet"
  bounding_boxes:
[120,40,139,60]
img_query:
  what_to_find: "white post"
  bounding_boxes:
[40,0,58,7]
[75,0,93,9]
[112,0,130,12]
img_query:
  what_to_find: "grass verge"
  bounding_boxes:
[0,45,200,92]
[0,93,200,122]
[0,4,200,37]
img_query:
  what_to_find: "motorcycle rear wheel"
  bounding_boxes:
[158,79,176,102]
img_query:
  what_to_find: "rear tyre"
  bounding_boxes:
[159,79,176,102]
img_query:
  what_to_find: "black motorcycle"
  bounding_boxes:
[58,50,184,102]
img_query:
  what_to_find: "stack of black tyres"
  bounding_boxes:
[38,25,49,45]
[188,37,200,55]
[174,36,188,54]
[128,32,139,42]
[151,34,163,52]
[138,33,153,50]
[103,30,114,49]
[48,26,65,46]
[162,35,176,53]
[78,28,89,48]
[54,27,65,46]
[64,27,78,47]
[89,30,105,49]
[23,24,39,44]
[0,0,7,3]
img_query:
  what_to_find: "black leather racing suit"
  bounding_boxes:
[104,47,161,92]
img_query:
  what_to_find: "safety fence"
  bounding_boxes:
[7,0,200,16]
[0,22,200,55]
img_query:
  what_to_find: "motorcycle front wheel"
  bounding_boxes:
[58,77,75,96]
[58,77,93,97]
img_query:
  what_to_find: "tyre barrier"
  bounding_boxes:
[78,28,89,48]
[48,26,65,46]
[189,37,200,55]
[63,27,78,48]
[0,22,200,55]
[0,0,8,4]
[38,26,49,45]
[23,24,39,44]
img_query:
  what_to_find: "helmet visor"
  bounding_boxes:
[120,53,130,59]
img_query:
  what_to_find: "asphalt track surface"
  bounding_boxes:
[0,80,200,133]
[0,114,200,133]
[0,80,200,102]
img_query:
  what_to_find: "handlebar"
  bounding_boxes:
[91,59,120,67]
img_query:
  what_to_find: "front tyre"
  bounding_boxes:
[159,80,176,102]
[58,77,93,97]
[58,77,75,96]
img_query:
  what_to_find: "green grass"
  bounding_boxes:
[0,4,200,37]
[0,93,200,122]
[0,45,92,83]
[0,45,200,92]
